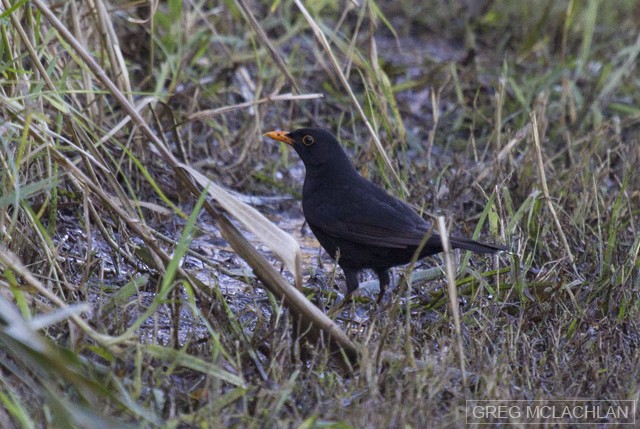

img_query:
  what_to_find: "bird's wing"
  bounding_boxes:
[338,218,431,247]
[305,183,435,248]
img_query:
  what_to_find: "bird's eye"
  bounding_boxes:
[302,135,315,146]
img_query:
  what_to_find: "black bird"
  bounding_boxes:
[265,128,507,303]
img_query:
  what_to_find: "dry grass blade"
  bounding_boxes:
[235,0,300,92]
[93,0,133,98]
[530,111,579,275]
[293,0,408,195]
[437,216,467,388]
[425,84,443,169]
[96,96,158,147]
[189,93,323,122]
[475,124,530,184]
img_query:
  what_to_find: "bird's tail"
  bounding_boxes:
[449,237,508,254]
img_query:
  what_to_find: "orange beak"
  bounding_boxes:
[264,130,294,146]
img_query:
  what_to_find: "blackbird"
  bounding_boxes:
[265,128,507,303]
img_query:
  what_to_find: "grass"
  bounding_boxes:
[1,0,639,427]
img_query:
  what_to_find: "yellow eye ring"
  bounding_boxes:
[302,135,315,146]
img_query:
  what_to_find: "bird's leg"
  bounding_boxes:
[327,268,359,316]
[343,268,360,301]
[374,269,390,303]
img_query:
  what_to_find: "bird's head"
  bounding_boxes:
[264,128,349,168]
